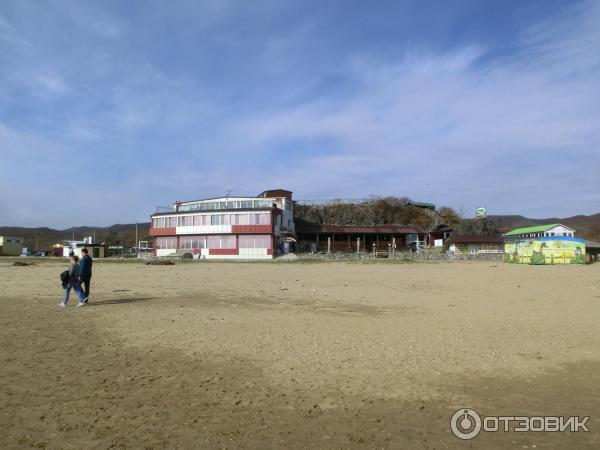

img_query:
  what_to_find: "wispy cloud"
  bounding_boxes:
[0,0,598,227]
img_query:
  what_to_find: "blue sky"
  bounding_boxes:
[1,0,599,228]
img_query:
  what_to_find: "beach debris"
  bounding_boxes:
[279,282,288,290]
[145,259,175,265]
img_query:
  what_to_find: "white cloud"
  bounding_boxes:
[1,0,599,226]
[221,1,600,216]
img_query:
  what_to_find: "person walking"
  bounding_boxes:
[80,248,93,304]
[59,255,86,307]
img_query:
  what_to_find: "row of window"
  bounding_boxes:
[178,199,276,212]
[3,238,23,243]
[153,213,271,228]
[519,232,573,238]
[156,235,272,250]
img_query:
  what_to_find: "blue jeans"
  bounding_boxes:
[63,281,85,305]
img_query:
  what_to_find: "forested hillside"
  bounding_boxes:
[294,197,461,229]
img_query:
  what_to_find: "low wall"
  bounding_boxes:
[296,252,503,262]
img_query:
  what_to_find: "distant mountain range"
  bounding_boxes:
[0,223,151,251]
[1,212,599,251]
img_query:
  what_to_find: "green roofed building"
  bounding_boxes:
[408,201,436,210]
[503,223,575,240]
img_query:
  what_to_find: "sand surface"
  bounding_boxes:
[1,259,599,449]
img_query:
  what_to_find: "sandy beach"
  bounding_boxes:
[1,259,599,449]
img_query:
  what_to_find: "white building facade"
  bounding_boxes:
[150,189,294,260]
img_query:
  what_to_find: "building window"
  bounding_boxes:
[179,236,206,249]
[207,235,236,249]
[252,213,270,225]
[156,216,177,228]
[156,237,177,249]
[239,235,272,249]
[178,216,193,226]
[236,214,250,225]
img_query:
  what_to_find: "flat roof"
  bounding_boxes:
[296,221,424,235]
[177,196,278,205]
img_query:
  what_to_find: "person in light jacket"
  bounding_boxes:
[59,255,86,307]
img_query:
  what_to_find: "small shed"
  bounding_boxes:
[585,241,600,263]
[446,235,504,255]
[0,236,24,256]
[63,243,107,258]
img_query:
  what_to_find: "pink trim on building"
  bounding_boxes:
[209,248,239,256]
[150,227,177,236]
[231,225,272,234]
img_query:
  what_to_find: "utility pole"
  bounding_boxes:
[135,223,138,250]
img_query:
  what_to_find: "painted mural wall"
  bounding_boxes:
[504,236,586,265]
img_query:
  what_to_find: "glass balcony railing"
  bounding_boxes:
[177,199,276,212]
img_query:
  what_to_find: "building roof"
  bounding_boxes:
[259,189,293,199]
[585,240,600,249]
[177,195,273,205]
[447,235,504,244]
[408,201,436,209]
[177,189,292,206]
[503,223,572,236]
[295,220,424,235]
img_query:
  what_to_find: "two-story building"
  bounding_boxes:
[149,189,294,259]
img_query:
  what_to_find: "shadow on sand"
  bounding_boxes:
[85,297,158,306]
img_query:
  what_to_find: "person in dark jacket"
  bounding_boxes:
[80,248,93,303]
[60,255,86,307]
